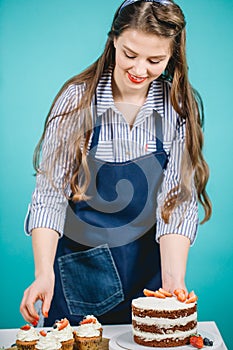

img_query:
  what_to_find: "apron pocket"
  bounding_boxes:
[57,244,124,316]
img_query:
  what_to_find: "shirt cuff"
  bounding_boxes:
[24,204,65,237]
[156,217,198,246]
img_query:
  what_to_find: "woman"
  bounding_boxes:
[20,0,211,326]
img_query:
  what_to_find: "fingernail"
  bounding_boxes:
[32,320,38,326]
[44,311,48,318]
[35,315,40,321]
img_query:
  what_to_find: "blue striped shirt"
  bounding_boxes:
[25,69,198,244]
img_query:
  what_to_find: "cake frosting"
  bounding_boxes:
[52,320,74,341]
[35,332,61,350]
[132,291,198,347]
[75,315,102,338]
[16,325,39,342]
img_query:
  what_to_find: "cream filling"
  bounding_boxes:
[132,312,197,327]
[133,326,197,341]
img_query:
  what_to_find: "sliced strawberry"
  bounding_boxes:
[80,317,96,325]
[174,288,186,296]
[57,318,69,330]
[186,295,198,303]
[154,290,166,298]
[177,290,187,302]
[190,335,204,348]
[39,330,47,337]
[143,288,157,297]
[20,324,31,331]
[188,291,195,299]
[159,288,173,297]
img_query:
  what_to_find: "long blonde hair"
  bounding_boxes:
[34,0,212,224]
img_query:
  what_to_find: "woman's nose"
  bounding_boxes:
[132,60,147,76]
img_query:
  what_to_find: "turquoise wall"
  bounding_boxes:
[1,0,232,348]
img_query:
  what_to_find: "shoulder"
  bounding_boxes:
[50,82,86,117]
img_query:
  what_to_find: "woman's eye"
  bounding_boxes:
[124,52,135,59]
[149,60,161,64]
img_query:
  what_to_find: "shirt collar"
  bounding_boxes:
[96,68,165,118]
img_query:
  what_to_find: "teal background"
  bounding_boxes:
[1,0,232,348]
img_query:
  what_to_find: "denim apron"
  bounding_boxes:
[45,110,169,326]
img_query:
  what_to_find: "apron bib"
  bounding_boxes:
[45,110,169,326]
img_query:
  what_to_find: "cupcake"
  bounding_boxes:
[74,315,102,350]
[16,324,39,350]
[36,331,61,350]
[51,318,74,350]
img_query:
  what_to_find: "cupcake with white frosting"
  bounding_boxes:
[51,318,74,350]
[74,315,102,350]
[16,324,39,350]
[35,331,61,350]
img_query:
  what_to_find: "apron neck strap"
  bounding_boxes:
[153,110,163,152]
[90,109,164,153]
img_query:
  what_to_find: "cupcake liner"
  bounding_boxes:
[61,339,74,350]
[16,340,37,350]
[74,335,102,350]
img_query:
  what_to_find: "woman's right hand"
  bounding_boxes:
[20,271,55,325]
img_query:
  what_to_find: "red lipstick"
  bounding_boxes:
[127,72,147,84]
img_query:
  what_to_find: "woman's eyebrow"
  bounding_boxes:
[123,45,167,59]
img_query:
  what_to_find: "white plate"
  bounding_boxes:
[109,330,222,350]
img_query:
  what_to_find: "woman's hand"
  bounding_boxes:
[20,271,55,325]
[20,228,59,324]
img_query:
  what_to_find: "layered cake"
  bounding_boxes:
[132,288,198,347]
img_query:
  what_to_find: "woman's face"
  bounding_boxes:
[113,29,172,93]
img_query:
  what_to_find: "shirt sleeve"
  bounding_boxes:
[156,117,199,246]
[24,84,81,236]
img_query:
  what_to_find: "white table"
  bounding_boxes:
[0,322,228,349]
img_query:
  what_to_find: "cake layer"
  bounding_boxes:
[134,334,191,348]
[132,296,196,319]
[133,320,197,334]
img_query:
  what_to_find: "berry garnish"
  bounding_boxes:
[203,337,214,346]
[80,317,96,325]
[143,288,166,298]
[158,288,173,297]
[190,335,204,349]
[39,330,47,337]
[20,324,31,331]
[154,290,166,298]
[143,288,157,297]
[57,318,69,330]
